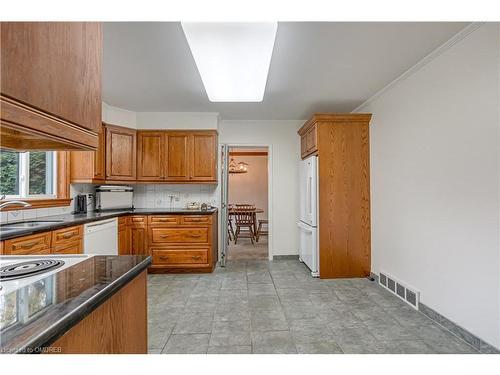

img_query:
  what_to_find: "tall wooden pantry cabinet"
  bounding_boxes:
[298,113,372,279]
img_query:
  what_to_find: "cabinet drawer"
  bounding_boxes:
[152,249,208,265]
[118,216,128,226]
[150,227,208,243]
[52,225,82,245]
[52,240,83,254]
[5,232,52,255]
[181,215,211,225]
[149,216,181,226]
[129,215,147,226]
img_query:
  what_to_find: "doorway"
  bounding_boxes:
[221,146,270,262]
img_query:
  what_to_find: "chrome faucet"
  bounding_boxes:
[0,195,32,210]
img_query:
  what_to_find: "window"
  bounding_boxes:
[0,150,57,199]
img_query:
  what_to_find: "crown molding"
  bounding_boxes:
[352,22,485,113]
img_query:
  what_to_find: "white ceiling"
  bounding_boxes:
[103,22,468,120]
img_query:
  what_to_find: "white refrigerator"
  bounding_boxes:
[298,155,319,277]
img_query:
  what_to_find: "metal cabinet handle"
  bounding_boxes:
[159,235,169,238]
[62,232,76,239]
[192,255,201,260]
[189,234,202,238]
[159,256,169,260]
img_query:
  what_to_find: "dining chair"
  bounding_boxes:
[234,210,255,244]
[235,204,255,210]
[256,219,268,242]
[227,216,235,243]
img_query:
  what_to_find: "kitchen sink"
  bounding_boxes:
[0,220,64,230]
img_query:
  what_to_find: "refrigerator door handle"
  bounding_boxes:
[307,176,312,217]
[298,221,313,232]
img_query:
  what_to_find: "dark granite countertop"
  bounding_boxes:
[0,255,152,354]
[0,207,218,240]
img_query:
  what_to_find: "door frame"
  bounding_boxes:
[219,143,273,262]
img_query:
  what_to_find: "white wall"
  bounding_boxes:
[136,112,219,129]
[219,120,303,257]
[228,152,269,220]
[356,24,500,348]
[102,102,137,128]
[103,103,219,131]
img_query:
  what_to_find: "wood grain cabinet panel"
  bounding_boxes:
[165,133,190,181]
[152,248,209,265]
[105,124,137,181]
[298,114,372,279]
[70,124,106,183]
[50,271,147,354]
[52,225,83,245]
[137,131,164,181]
[148,216,181,226]
[52,240,82,254]
[4,232,52,255]
[189,132,217,182]
[129,227,147,256]
[150,227,209,244]
[0,22,102,150]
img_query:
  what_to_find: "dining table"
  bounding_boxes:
[228,207,264,236]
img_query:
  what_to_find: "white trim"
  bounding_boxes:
[223,143,273,260]
[352,22,484,113]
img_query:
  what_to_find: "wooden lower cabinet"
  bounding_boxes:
[4,232,52,255]
[148,212,218,273]
[2,225,83,255]
[49,271,147,354]
[1,213,218,273]
[130,225,147,256]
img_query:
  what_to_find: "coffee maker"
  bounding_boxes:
[74,194,87,214]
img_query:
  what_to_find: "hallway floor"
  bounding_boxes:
[227,237,268,260]
[147,259,478,354]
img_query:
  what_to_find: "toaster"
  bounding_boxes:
[95,185,134,211]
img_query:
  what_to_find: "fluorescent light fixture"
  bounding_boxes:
[181,22,277,102]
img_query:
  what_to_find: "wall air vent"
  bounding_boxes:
[378,271,420,309]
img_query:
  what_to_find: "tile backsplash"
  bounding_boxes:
[132,184,218,209]
[0,183,219,223]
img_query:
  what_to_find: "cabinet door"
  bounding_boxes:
[306,126,317,153]
[190,132,217,182]
[105,124,137,181]
[93,128,106,180]
[137,131,164,181]
[130,227,147,255]
[165,132,190,181]
[118,226,130,255]
[1,22,102,134]
[70,125,105,182]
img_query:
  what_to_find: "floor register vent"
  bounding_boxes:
[379,272,420,309]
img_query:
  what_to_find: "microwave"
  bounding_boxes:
[95,185,134,211]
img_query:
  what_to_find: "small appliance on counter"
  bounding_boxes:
[186,201,201,210]
[74,194,87,214]
[95,185,133,211]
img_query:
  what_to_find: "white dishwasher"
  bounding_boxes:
[84,218,118,255]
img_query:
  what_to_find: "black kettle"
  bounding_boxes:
[74,194,87,214]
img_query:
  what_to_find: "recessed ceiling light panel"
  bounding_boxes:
[181,22,278,102]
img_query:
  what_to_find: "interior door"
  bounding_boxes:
[220,144,230,267]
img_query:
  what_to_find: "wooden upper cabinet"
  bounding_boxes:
[137,131,164,181]
[105,124,137,181]
[190,132,217,182]
[165,133,190,181]
[299,123,318,159]
[0,22,102,151]
[70,124,106,183]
